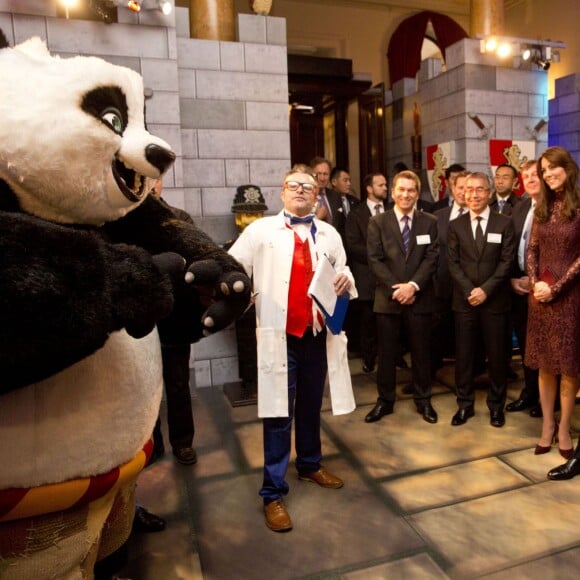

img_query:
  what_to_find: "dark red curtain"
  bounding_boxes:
[387,11,468,87]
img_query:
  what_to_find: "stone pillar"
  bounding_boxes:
[189,0,235,41]
[470,0,504,37]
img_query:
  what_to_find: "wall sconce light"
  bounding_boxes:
[528,118,548,140]
[59,0,78,19]
[480,37,514,60]
[468,113,491,139]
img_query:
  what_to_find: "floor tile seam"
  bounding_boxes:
[472,543,580,579]
[400,517,457,576]
[494,453,540,483]
[373,450,535,486]
[318,417,421,518]
[293,547,452,580]
[167,464,203,562]
[398,479,537,517]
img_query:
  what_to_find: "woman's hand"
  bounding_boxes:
[533,281,553,303]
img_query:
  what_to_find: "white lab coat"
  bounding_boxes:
[228,211,357,418]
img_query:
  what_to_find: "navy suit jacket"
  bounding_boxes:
[434,206,453,300]
[328,190,359,242]
[510,197,533,278]
[447,211,516,313]
[367,209,439,314]
[489,192,521,216]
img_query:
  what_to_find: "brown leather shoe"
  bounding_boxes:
[298,467,343,489]
[264,500,292,532]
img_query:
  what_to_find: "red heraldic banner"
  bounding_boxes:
[426,142,453,201]
[489,140,536,196]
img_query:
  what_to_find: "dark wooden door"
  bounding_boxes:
[358,84,387,193]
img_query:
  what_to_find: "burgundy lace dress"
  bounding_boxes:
[525,194,580,375]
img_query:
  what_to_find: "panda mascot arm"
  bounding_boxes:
[105,193,252,343]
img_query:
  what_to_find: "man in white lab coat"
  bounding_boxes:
[229,169,357,532]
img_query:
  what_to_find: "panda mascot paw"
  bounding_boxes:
[0,35,250,579]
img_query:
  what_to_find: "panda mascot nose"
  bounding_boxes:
[146,144,176,174]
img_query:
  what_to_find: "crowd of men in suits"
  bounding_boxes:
[309,156,540,429]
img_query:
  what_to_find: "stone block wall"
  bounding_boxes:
[387,38,549,184]
[0,2,292,388]
[549,74,580,166]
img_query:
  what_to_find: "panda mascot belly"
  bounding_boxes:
[0,330,163,490]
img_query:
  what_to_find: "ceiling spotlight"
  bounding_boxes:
[522,48,531,61]
[532,56,550,70]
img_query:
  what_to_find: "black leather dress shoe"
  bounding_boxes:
[132,506,166,533]
[364,401,394,423]
[529,404,543,418]
[173,446,198,465]
[395,356,409,369]
[547,457,580,480]
[451,407,474,426]
[505,398,535,413]
[362,361,375,373]
[417,403,438,424]
[490,410,505,427]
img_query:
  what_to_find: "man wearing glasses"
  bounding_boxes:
[229,168,357,533]
[447,172,516,428]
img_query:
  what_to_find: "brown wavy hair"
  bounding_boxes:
[536,146,580,223]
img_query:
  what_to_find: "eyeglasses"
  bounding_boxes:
[285,181,316,193]
[465,187,490,193]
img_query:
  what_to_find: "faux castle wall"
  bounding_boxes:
[388,38,549,184]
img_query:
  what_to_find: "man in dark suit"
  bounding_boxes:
[365,170,440,424]
[345,173,388,373]
[432,170,469,372]
[489,164,521,216]
[328,167,359,242]
[311,156,338,225]
[432,163,466,212]
[505,160,541,416]
[448,172,516,427]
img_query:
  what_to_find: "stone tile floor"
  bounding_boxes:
[124,357,580,579]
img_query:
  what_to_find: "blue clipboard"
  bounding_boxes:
[311,292,349,335]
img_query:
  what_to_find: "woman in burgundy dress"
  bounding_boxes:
[525,146,580,473]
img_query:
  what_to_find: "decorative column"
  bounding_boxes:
[189,0,235,41]
[470,0,504,37]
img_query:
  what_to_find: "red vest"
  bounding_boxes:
[286,232,314,337]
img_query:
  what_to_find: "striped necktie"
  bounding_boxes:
[402,215,411,253]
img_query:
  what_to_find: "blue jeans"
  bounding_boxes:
[259,329,327,503]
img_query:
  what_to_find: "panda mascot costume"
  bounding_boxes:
[0,35,251,578]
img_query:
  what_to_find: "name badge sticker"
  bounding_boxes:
[416,234,431,245]
[487,233,502,243]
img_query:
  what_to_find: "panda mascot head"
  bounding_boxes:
[0,36,175,226]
